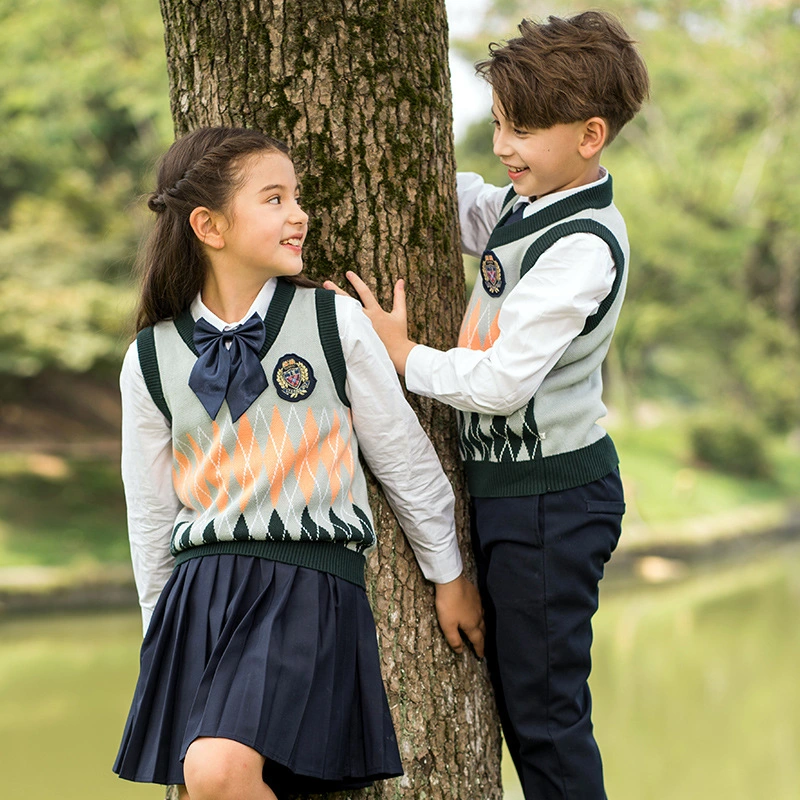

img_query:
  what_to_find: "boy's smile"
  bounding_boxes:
[491,93,602,199]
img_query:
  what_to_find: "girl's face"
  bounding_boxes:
[219,151,308,280]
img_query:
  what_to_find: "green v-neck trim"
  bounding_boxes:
[519,219,625,336]
[260,279,295,357]
[489,175,614,248]
[173,278,297,359]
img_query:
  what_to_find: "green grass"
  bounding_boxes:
[0,610,160,800]
[0,452,128,568]
[610,414,800,547]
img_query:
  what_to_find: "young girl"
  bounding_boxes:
[113,126,484,800]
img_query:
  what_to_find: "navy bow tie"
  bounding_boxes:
[188,313,268,422]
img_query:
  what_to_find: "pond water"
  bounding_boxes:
[2,545,799,800]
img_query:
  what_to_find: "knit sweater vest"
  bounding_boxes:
[136,281,375,587]
[457,176,628,497]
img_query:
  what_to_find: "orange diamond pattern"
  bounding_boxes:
[172,403,360,536]
[457,295,501,351]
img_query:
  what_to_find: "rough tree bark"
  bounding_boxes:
[158,1,502,798]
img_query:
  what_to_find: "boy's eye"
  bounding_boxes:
[267,196,281,204]
[513,128,530,137]
[295,196,302,206]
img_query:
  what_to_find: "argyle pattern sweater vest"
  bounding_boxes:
[136,281,375,587]
[457,176,629,497]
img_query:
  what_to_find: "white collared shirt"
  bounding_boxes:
[121,279,462,631]
[404,170,616,414]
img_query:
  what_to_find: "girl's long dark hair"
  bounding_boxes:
[135,127,315,332]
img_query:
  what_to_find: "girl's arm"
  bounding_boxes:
[336,296,462,584]
[120,342,180,634]
[335,295,484,657]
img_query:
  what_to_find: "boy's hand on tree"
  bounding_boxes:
[323,271,417,375]
[434,574,486,658]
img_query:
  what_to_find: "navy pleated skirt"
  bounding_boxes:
[113,554,403,794]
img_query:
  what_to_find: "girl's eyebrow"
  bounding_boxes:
[258,183,301,195]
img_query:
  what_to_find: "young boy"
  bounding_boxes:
[326,11,648,799]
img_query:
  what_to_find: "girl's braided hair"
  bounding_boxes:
[135,127,314,332]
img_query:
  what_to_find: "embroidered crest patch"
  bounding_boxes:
[273,354,316,402]
[480,250,506,296]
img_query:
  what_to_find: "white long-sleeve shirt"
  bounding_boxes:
[121,279,463,631]
[405,170,616,415]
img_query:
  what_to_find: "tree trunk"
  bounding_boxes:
[158,1,502,798]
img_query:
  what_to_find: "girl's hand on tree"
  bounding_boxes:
[323,271,417,375]
[434,574,486,658]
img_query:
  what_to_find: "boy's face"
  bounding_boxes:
[491,94,599,199]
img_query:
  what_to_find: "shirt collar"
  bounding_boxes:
[513,166,609,217]
[190,277,277,330]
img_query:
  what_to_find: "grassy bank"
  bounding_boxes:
[0,449,127,569]
[611,416,800,549]
[0,411,798,576]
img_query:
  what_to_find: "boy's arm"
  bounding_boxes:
[120,343,180,635]
[406,233,613,413]
[456,172,509,257]
[325,233,615,415]
[334,296,485,657]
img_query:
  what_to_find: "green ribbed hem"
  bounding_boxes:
[464,435,619,497]
[173,540,366,588]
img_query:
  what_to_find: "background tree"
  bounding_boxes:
[157,0,502,798]
[0,0,170,378]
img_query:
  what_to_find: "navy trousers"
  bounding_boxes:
[471,469,625,800]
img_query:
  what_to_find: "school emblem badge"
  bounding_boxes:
[480,250,506,296]
[273,354,316,402]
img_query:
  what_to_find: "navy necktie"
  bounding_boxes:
[503,201,529,226]
[188,313,268,422]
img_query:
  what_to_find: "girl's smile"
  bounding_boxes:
[279,236,304,254]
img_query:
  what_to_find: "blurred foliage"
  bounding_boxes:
[688,414,772,479]
[610,412,800,528]
[454,0,800,433]
[0,279,135,375]
[0,0,171,374]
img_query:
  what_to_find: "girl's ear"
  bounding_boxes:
[189,207,227,250]
[578,117,607,159]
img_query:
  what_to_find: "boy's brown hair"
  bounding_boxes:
[477,10,649,144]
